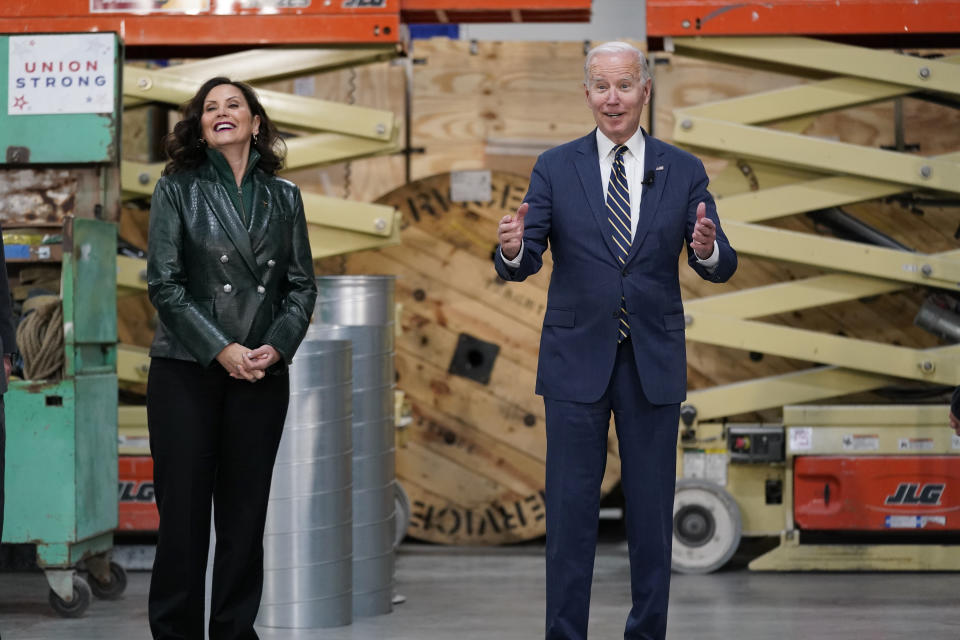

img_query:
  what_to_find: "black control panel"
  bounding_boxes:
[728,425,785,462]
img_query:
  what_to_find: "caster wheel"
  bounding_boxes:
[49,575,92,618]
[672,478,742,574]
[89,561,128,600]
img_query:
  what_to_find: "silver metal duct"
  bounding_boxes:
[309,275,396,618]
[258,339,353,629]
[915,296,960,343]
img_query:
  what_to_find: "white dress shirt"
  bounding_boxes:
[502,127,719,269]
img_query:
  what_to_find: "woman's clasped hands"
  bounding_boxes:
[215,342,281,382]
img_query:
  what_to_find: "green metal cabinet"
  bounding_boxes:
[1,32,124,617]
[3,218,122,616]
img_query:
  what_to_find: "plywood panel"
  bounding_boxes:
[409,39,646,183]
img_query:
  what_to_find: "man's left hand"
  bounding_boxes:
[690,202,716,260]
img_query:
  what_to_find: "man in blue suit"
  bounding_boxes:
[494,42,737,640]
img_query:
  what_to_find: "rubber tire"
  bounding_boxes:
[672,478,743,575]
[395,480,412,549]
[89,561,128,600]
[49,575,92,618]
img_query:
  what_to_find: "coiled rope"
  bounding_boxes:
[16,294,64,381]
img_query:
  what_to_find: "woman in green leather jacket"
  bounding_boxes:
[145,76,317,640]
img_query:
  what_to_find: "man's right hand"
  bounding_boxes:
[216,342,265,382]
[498,202,528,262]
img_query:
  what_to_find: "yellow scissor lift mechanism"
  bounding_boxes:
[662,36,960,572]
[116,47,404,413]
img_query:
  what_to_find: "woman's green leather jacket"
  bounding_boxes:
[147,154,317,369]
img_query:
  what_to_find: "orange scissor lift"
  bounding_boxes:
[647,1,960,572]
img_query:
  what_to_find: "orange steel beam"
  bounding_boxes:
[0,0,590,46]
[0,16,399,46]
[0,0,400,45]
[648,0,960,37]
[400,0,590,23]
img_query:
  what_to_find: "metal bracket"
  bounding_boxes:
[5,146,29,163]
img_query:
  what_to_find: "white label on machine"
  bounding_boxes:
[682,451,705,479]
[90,0,211,13]
[705,453,728,486]
[788,427,813,452]
[8,34,115,115]
[842,434,879,452]
[952,433,960,451]
[240,0,311,7]
[450,170,492,203]
[898,437,935,451]
[885,515,946,529]
[682,452,728,486]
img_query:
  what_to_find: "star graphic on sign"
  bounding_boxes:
[12,96,27,110]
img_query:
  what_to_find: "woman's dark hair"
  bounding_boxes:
[162,76,285,176]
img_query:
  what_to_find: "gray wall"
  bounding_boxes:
[459,0,645,43]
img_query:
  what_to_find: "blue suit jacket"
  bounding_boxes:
[494,129,737,406]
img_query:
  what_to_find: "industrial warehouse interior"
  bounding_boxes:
[2,1,960,639]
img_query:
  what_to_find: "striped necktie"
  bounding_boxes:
[606,144,631,343]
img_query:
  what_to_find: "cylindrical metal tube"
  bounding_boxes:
[258,340,353,629]
[915,296,960,343]
[257,593,353,630]
[313,276,396,327]
[311,276,396,618]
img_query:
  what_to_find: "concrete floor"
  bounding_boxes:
[2,541,960,639]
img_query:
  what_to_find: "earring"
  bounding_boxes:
[198,137,206,146]
[252,132,259,143]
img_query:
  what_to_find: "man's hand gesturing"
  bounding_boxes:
[690,202,716,260]
[498,202,528,261]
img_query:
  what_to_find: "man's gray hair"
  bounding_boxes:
[584,41,650,85]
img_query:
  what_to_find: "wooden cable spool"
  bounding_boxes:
[329,171,622,545]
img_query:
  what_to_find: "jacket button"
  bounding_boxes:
[266,259,276,267]
[622,269,629,276]
[611,311,619,318]
[257,285,266,294]
[220,254,229,263]
[223,284,232,293]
